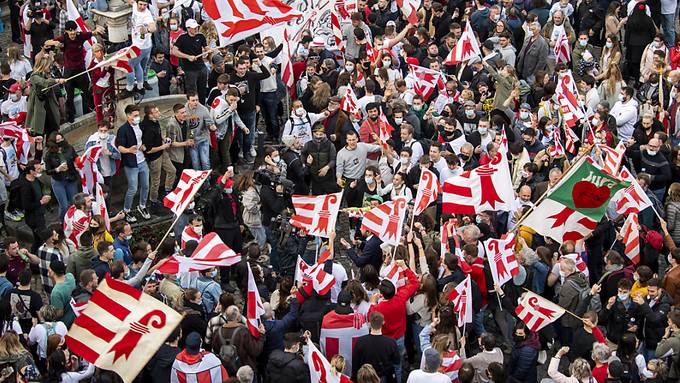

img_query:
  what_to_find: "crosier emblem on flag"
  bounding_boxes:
[564,125,579,155]
[598,142,626,176]
[378,108,394,149]
[621,212,641,264]
[341,87,361,119]
[447,275,473,327]
[75,144,103,195]
[396,0,421,24]
[553,28,570,64]
[515,291,566,332]
[443,21,481,65]
[290,192,343,238]
[613,166,653,216]
[65,276,182,383]
[246,263,266,337]
[409,64,446,99]
[442,129,514,214]
[203,0,303,46]
[164,170,211,215]
[307,338,347,383]
[547,128,566,158]
[157,232,241,274]
[485,233,519,287]
[414,168,440,216]
[360,198,408,245]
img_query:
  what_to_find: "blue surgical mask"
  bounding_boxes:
[224,188,233,194]
[125,235,132,241]
[618,292,630,301]
[211,269,218,278]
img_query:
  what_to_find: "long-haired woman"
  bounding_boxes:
[26,53,65,137]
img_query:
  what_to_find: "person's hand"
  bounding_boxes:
[95,25,105,34]
[371,132,379,142]
[128,146,138,154]
[290,285,298,296]
[336,178,345,188]
[340,238,352,249]
[413,235,423,249]
[446,221,454,237]
[140,144,146,152]
[258,323,266,334]
[147,250,157,260]
[307,155,313,165]
[188,55,196,62]
[665,325,672,339]
[370,292,382,303]
[474,145,482,154]
[396,259,406,269]
[113,211,125,221]
[40,195,51,205]
[302,330,312,341]
[590,283,601,296]
[323,110,330,118]
[57,162,68,172]
[350,179,357,188]
[57,78,67,85]
[621,16,628,24]
[431,316,440,328]
[186,139,195,147]
[275,184,284,193]
[607,296,616,309]
[329,229,336,241]
[633,293,645,305]
[556,346,570,357]
[660,218,669,234]
[406,230,414,242]
[493,283,503,295]
[209,125,217,132]
[318,165,329,177]
[582,318,595,328]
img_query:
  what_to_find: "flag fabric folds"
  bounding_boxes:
[485,233,519,287]
[157,232,240,274]
[515,291,566,332]
[360,197,408,245]
[290,192,343,238]
[413,168,440,216]
[447,275,473,327]
[164,170,211,216]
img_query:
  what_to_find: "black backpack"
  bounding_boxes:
[619,357,640,383]
[214,327,243,376]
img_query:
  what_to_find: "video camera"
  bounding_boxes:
[254,169,294,195]
[28,2,43,18]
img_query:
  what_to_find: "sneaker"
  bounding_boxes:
[136,87,146,95]
[249,146,257,158]
[15,210,24,218]
[124,211,138,223]
[137,206,151,220]
[5,211,21,222]
[119,89,134,99]
[144,81,153,90]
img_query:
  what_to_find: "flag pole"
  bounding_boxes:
[154,212,184,253]
[41,49,131,92]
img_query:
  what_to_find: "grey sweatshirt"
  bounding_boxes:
[185,102,214,143]
[336,143,382,180]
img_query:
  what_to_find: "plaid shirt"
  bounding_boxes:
[57,9,68,37]
[38,245,62,294]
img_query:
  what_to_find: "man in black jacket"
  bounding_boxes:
[301,125,338,195]
[265,332,310,383]
[635,278,674,361]
[627,137,671,202]
[352,311,399,383]
[281,135,309,195]
[19,161,49,254]
[141,104,175,209]
[259,169,290,273]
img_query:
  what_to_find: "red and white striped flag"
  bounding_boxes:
[485,232,519,287]
[171,350,228,383]
[66,0,96,67]
[396,0,421,24]
[562,251,590,278]
[75,144,103,195]
[281,28,295,87]
[442,129,514,214]
[164,170,211,216]
[93,183,110,231]
[331,10,344,51]
[553,28,570,64]
[366,39,379,62]
[378,108,394,149]
[515,291,565,332]
[70,298,88,318]
[556,71,585,128]
[564,125,579,154]
[547,128,566,158]
[65,276,182,383]
[320,310,368,375]
[341,87,361,119]
[440,218,471,273]
[294,255,336,296]
[381,262,406,288]
[441,351,464,383]
[307,338,351,383]
[598,142,626,176]
[443,21,481,65]
[413,168,440,216]
[64,205,90,248]
[0,122,31,164]
[360,197,408,245]
[290,192,342,238]
[180,225,202,250]
[621,212,640,264]
[614,166,653,216]
[204,0,303,46]
[409,64,446,99]
[246,262,266,337]
[157,232,240,274]
[104,45,141,74]
[447,275,473,327]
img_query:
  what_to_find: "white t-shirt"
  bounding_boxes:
[131,3,155,50]
[9,60,31,81]
[330,263,348,303]
[406,369,451,383]
[132,123,145,164]
[1,96,27,119]
[0,143,19,184]
[28,321,68,359]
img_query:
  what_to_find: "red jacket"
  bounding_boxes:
[468,257,488,305]
[671,47,680,70]
[367,268,420,339]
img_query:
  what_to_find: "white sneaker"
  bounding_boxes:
[538,350,547,365]
[249,146,257,158]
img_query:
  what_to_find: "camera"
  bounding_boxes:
[255,169,294,195]
[28,4,43,18]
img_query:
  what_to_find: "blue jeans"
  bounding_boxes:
[651,187,666,204]
[473,304,487,336]
[238,111,256,156]
[189,140,210,170]
[51,178,78,220]
[260,91,280,137]
[662,13,676,47]
[395,336,405,383]
[249,225,266,248]
[123,161,150,211]
[265,225,280,272]
[126,47,152,88]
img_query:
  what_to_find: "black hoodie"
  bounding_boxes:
[145,343,180,383]
[265,349,310,383]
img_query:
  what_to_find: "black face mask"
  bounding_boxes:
[460,154,470,161]
[513,335,525,344]
[441,111,450,117]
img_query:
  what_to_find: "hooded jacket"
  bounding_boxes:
[639,291,674,349]
[265,349,310,383]
[558,272,589,328]
[67,245,97,279]
[510,332,540,383]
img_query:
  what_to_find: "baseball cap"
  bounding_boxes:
[520,102,531,110]
[185,19,199,29]
[310,36,326,48]
[335,290,354,315]
[211,53,224,65]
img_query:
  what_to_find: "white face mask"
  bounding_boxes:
[520,111,529,120]
[99,133,108,140]
[295,107,306,117]
[271,155,280,163]
[592,118,600,126]
[394,117,403,125]
[345,64,354,72]
[10,94,19,102]
[647,149,658,156]
[618,292,630,301]
[194,225,203,235]
[365,176,374,185]
[465,109,475,118]
[618,94,625,102]
[526,30,534,38]
[170,24,178,31]
[188,202,195,210]
[382,60,391,67]
[606,42,613,49]
[400,156,409,165]
[412,104,423,111]
[132,116,141,125]
[211,269,218,278]
[479,127,488,135]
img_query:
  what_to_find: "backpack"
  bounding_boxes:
[40,322,57,356]
[619,357,640,383]
[567,278,590,305]
[214,326,242,375]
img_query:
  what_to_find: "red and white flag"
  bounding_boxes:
[171,350,228,383]
[443,21,481,65]
[556,71,585,128]
[157,232,241,274]
[515,291,566,332]
[614,166,653,216]
[547,127,566,158]
[396,0,421,24]
[441,351,464,383]
[93,183,110,231]
[320,310,369,375]
[341,87,361,119]
[360,197,408,245]
[331,10,344,51]
[204,0,302,46]
[413,168,440,216]
[381,262,406,288]
[562,251,590,278]
[66,0,96,67]
[564,125,579,154]
[621,212,640,264]
[553,28,570,64]
[70,298,88,318]
[290,192,342,238]
[378,108,395,149]
[307,338,351,383]
[246,263,266,337]
[409,64,445,99]
[180,225,202,250]
[65,276,182,383]
[107,45,141,74]
[0,122,31,164]
[281,28,295,87]
[64,206,90,248]
[75,144,103,195]
[164,170,211,216]
[366,39,380,62]
[442,129,514,214]
[447,275,473,327]
[484,233,519,287]
[294,255,336,296]
[598,142,626,176]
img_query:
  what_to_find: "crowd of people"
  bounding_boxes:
[0,0,680,381]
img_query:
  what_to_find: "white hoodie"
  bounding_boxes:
[610,97,639,142]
